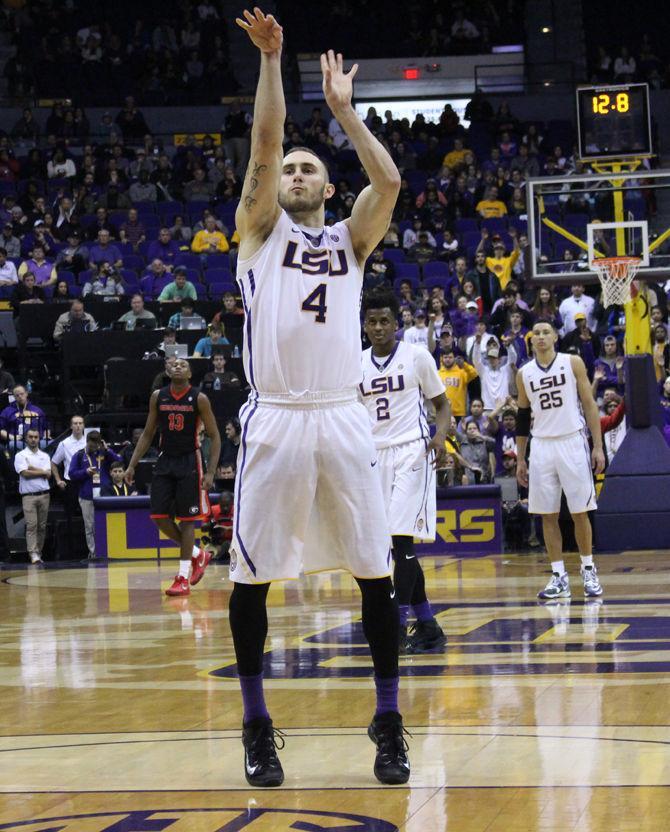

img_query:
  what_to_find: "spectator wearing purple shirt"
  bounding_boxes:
[17,244,57,286]
[502,311,529,365]
[493,407,517,474]
[89,229,122,272]
[592,335,625,400]
[146,227,181,264]
[449,296,479,341]
[119,208,146,252]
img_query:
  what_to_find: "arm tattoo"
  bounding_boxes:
[244,161,268,213]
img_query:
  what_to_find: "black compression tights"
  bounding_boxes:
[229,581,270,676]
[391,534,422,606]
[355,576,399,679]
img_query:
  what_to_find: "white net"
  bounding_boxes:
[592,257,641,307]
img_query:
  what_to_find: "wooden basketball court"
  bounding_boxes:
[2,551,670,830]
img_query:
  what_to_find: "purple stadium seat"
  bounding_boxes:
[203,254,231,270]
[393,274,420,292]
[394,263,420,283]
[133,202,157,215]
[77,269,93,286]
[122,254,145,272]
[208,282,237,299]
[140,274,171,298]
[422,261,450,280]
[174,252,200,271]
[203,267,233,285]
[383,248,405,265]
[156,201,184,218]
[482,217,508,235]
[455,218,479,234]
[183,267,201,284]
[69,285,82,298]
[56,270,76,286]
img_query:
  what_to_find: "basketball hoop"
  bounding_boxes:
[592,256,641,307]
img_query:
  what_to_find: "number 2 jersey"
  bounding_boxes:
[235,211,364,396]
[360,341,445,449]
[156,384,202,455]
[519,352,585,438]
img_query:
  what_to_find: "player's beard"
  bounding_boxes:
[278,185,326,217]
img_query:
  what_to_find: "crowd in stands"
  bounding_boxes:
[2,0,240,104]
[1,84,669,559]
[589,35,670,89]
[275,0,524,59]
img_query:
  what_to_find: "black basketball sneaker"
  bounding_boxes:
[407,618,447,653]
[368,711,410,785]
[242,717,285,787]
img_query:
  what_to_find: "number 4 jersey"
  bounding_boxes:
[360,341,445,448]
[236,210,364,396]
[156,384,202,454]
[519,352,585,438]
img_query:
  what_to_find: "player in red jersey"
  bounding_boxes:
[126,358,221,595]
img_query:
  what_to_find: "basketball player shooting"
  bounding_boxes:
[230,8,408,788]
[361,288,450,654]
[516,320,605,600]
[125,358,221,596]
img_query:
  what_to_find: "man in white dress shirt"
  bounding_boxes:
[559,284,597,335]
[51,414,87,555]
[14,427,51,563]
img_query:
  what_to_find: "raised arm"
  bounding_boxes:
[234,8,284,257]
[321,50,400,264]
[571,354,605,475]
[124,391,160,484]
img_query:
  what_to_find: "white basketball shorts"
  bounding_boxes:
[528,431,597,515]
[377,438,436,540]
[229,391,392,584]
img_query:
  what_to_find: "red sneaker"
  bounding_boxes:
[190,548,213,586]
[165,575,190,596]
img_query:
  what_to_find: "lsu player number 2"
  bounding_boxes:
[301,284,327,323]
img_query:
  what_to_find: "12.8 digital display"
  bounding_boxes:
[576,83,652,160]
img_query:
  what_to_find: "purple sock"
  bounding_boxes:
[412,601,433,622]
[399,604,410,627]
[239,672,270,723]
[375,676,399,716]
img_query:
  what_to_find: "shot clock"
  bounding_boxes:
[576,83,652,160]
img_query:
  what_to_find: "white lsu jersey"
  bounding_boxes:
[236,211,363,396]
[360,341,445,448]
[520,352,585,438]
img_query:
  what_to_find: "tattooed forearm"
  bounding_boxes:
[244,162,268,213]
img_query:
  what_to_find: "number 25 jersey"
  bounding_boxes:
[235,211,363,396]
[519,353,585,438]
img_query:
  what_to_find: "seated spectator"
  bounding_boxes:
[18,244,57,287]
[11,108,41,143]
[52,280,73,303]
[614,46,636,82]
[364,246,395,290]
[82,265,125,298]
[460,421,496,484]
[116,96,150,139]
[0,384,48,446]
[170,215,192,245]
[219,418,242,466]
[530,286,563,330]
[220,291,244,317]
[184,167,215,202]
[415,179,447,210]
[147,227,181,264]
[476,186,508,219]
[193,322,230,357]
[402,215,436,250]
[592,335,625,399]
[100,460,138,497]
[442,138,468,171]
[403,308,429,349]
[561,312,600,377]
[191,215,230,256]
[117,293,157,331]
[0,247,18,286]
[53,298,98,341]
[157,266,198,302]
[478,228,520,291]
[653,324,670,382]
[11,271,45,314]
[89,229,123,272]
[86,208,118,242]
[201,352,241,390]
[407,230,436,265]
[168,297,205,330]
[498,131,518,159]
[382,222,401,248]
[437,229,460,263]
[142,258,173,294]
[129,169,158,203]
[1,222,21,259]
[47,148,76,180]
[56,230,90,275]
[119,208,147,252]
